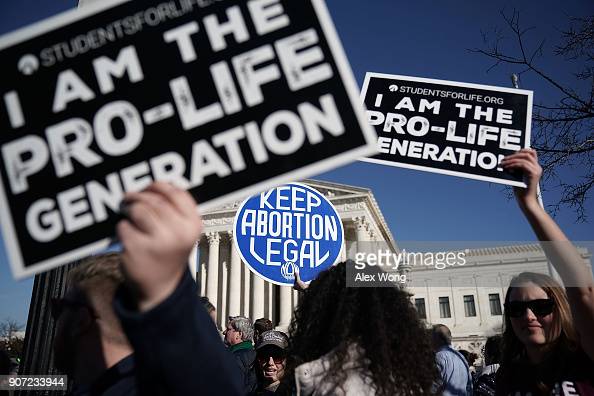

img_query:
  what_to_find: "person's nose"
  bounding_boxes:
[268,356,275,366]
[524,307,538,321]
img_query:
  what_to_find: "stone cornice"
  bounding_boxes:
[201,181,397,250]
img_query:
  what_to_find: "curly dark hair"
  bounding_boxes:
[284,261,438,396]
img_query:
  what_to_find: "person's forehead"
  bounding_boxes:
[509,282,548,301]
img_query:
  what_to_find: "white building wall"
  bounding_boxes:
[407,246,591,354]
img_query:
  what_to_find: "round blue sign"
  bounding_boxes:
[234,183,344,286]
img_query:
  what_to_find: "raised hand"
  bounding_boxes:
[293,267,309,292]
[502,149,594,360]
[500,148,543,211]
[117,182,202,312]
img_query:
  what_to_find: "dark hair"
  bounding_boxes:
[285,261,437,396]
[459,350,478,367]
[200,296,216,314]
[483,335,502,366]
[459,349,471,363]
[432,324,452,347]
[0,348,10,375]
[254,318,273,336]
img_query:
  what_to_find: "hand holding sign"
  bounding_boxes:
[117,182,201,312]
[501,148,543,211]
[293,267,309,292]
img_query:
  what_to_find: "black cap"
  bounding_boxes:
[256,330,289,350]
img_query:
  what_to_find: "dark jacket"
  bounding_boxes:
[70,355,136,396]
[230,341,258,394]
[112,269,243,395]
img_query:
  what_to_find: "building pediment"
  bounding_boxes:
[202,179,396,250]
[204,179,373,214]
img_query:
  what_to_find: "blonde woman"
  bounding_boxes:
[496,149,594,395]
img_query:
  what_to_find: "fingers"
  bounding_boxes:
[122,198,161,233]
[121,182,199,229]
[117,219,149,249]
[525,148,538,159]
[502,149,541,174]
[144,182,199,220]
[502,148,538,163]
[501,158,533,170]
[293,268,301,290]
[502,151,534,164]
[294,267,301,282]
[293,267,309,291]
[124,189,178,223]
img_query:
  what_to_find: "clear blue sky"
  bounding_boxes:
[0,0,592,326]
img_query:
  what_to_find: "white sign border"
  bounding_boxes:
[1,0,377,279]
[359,72,533,188]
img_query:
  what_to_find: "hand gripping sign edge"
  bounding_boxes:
[233,182,344,286]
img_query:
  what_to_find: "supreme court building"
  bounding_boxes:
[189,179,398,331]
[188,179,592,358]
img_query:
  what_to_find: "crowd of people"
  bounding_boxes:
[1,150,593,395]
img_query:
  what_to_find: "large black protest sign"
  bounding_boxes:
[361,73,532,186]
[0,0,376,278]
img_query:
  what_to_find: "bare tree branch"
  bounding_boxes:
[470,10,594,221]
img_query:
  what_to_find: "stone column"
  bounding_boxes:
[353,216,368,241]
[267,282,274,320]
[199,238,208,295]
[243,267,251,317]
[227,232,242,317]
[220,253,228,330]
[368,228,379,255]
[278,286,292,329]
[206,232,220,308]
[346,240,354,260]
[292,289,299,310]
[251,274,265,320]
[353,216,369,254]
[188,241,198,280]
[340,240,347,262]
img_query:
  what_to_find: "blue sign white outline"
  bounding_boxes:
[233,182,344,286]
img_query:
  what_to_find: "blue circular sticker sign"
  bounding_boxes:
[234,183,344,286]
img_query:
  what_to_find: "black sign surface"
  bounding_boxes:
[361,73,532,186]
[0,0,376,278]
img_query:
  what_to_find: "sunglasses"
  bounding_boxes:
[50,297,95,320]
[257,349,286,364]
[505,299,555,318]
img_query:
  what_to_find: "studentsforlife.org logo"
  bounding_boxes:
[234,183,344,286]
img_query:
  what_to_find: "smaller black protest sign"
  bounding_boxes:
[0,0,376,279]
[360,73,533,186]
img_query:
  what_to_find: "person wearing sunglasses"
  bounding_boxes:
[252,330,290,395]
[496,149,594,395]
